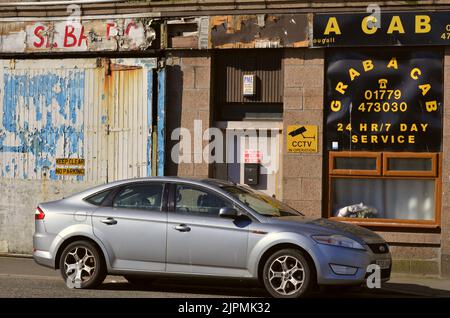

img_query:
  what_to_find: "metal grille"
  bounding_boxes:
[215,50,283,104]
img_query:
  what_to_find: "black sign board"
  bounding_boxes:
[325,49,443,152]
[313,11,450,47]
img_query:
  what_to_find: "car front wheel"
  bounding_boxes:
[262,248,313,298]
[59,240,106,289]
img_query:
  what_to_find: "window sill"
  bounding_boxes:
[328,217,440,229]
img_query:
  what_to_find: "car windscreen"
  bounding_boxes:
[220,185,303,217]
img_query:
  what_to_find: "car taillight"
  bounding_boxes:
[35,206,45,220]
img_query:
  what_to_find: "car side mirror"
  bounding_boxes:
[219,207,239,219]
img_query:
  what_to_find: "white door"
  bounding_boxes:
[226,128,282,198]
[104,58,156,182]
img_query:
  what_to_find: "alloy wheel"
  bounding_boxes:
[64,246,96,284]
[268,255,305,296]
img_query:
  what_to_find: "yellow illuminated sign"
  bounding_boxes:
[287,125,318,153]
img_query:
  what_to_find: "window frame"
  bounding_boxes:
[109,182,168,212]
[168,182,236,218]
[328,151,441,228]
[382,152,437,177]
[329,151,382,176]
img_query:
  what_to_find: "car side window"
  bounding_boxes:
[113,183,164,211]
[175,184,232,216]
[84,189,111,206]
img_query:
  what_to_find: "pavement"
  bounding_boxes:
[0,255,449,298]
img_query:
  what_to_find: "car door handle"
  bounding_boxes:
[174,224,191,232]
[100,217,118,225]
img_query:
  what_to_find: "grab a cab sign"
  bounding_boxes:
[287,125,318,153]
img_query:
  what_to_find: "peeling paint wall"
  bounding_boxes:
[0,60,89,180]
[210,14,309,49]
[0,179,98,253]
[0,57,160,253]
[0,18,158,53]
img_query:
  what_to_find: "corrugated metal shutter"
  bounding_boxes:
[105,58,155,182]
[215,50,283,104]
[0,58,158,182]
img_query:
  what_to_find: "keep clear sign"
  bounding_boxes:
[287,125,318,153]
[325,49,443,152]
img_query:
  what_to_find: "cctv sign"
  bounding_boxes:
[287,125,318,153]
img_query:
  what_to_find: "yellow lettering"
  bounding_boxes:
[421,123,428,132]
[410,68,422,80]
[371,135,378,143]
[331,100,342,112]
[360,123,367,132]
[352,135,358,143]
[387,16,405,34]
[362,60,374,72]
[398,135,405,143]
[387,57,398,69]
[426,100,437,112]
[418,84,431,96]
[361,16,378,34]
[335,82,348,95]
[409,135,415,144]
[324,17,341,35]
[349,68,361,81]
[415,15,431,33]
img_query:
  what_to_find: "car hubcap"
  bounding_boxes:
[268,255,305,296]
[64,247,96,284]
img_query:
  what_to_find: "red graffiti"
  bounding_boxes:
[30,21,142,50]
[63,25,87,47]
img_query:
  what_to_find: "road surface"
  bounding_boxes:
[0,256,448,298]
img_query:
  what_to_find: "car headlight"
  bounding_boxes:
[312,234,365,250]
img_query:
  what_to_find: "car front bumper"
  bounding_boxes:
[311,243,391,286]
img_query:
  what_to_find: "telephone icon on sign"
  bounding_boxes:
[378,79,388,89]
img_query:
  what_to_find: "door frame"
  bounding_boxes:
[214,121,284,199]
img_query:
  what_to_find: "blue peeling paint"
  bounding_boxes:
[147,70,153,177]
[0,70,86,180]
[157,68,166,177]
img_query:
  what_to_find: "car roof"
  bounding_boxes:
[63,176,237,201]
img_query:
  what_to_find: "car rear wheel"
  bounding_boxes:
[59,240,106,289]
[262,249,312,298]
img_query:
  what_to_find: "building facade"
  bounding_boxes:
[0,0,449,277]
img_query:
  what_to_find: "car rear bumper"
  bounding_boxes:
[33,249,55,268]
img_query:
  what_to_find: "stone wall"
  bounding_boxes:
[441,47,450,276]
[165,51,212,179]
[282,48,324,219]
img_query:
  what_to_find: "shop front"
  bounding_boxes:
[207,9,450,275]
[0,2,449,277]
[312,10,450,275]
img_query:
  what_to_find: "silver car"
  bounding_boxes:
[33,177,391,298]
